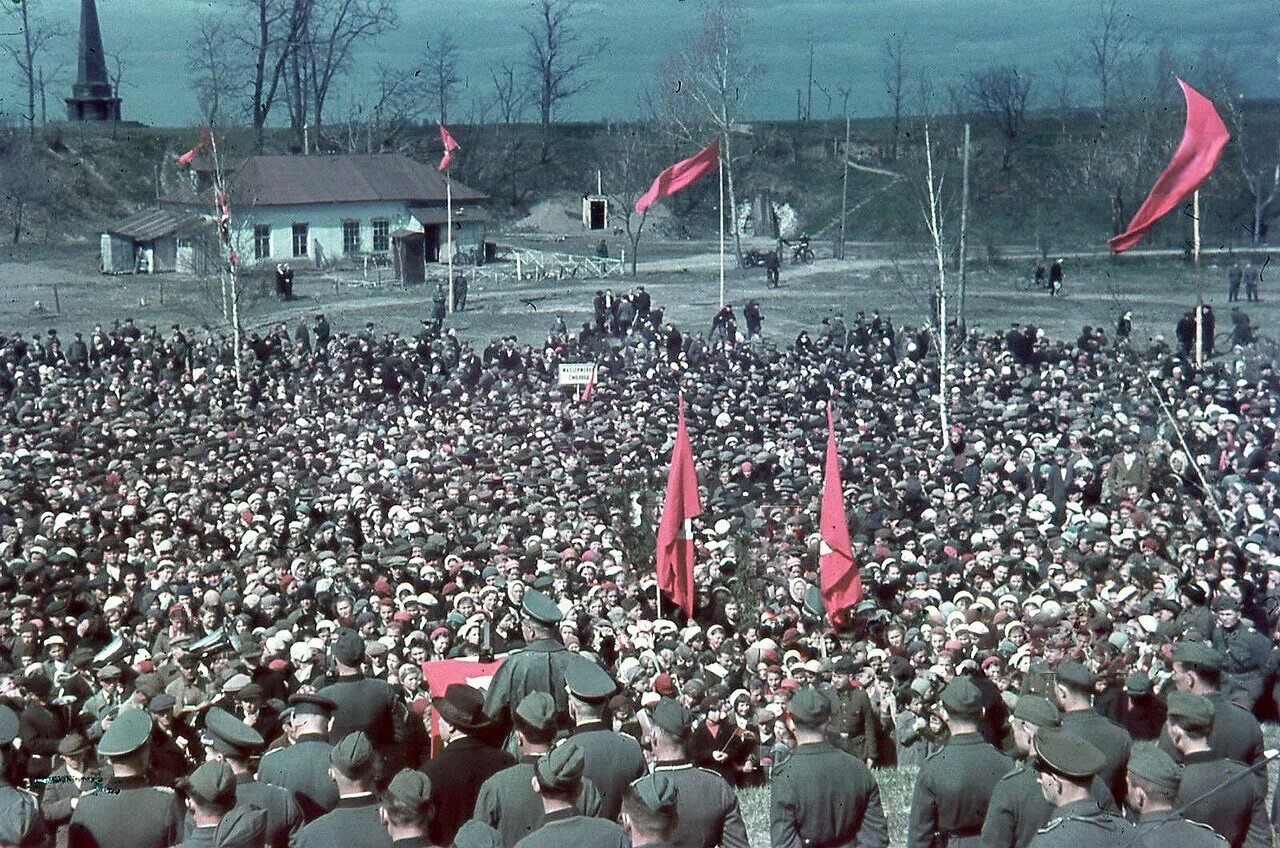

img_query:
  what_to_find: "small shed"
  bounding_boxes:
[101,208,207,274]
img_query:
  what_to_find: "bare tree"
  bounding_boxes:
[0,129,50,243]
[232,0,312,152]
[1085,0,1140,126]
[489,61,527,124]
[368,64,422,150]
[521,0,607,155]
[881,34,908,160]
[1051,54,1078,132]
[300,0,396,146]
[422,33,463,125]
[963,65,1033,170]
[603,127,664,276]
[187,16,233,126]
[4,0,62,138]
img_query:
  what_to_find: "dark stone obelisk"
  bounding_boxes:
[65,0,121,121]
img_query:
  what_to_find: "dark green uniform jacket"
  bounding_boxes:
[1175,750,1270,848]
[511,806,627,848]
[565,721,646,821]
[648,759,749,848]
[291,793,393,848]
[473,754,603,848]
[1134,810,1227,848]
[68,774,184,848]
[771,741,888,848]
[482,640,576,727]
[256,733,338,822]
[1060,708,1131,808]
[1027,798,1140,848]
[981,761,1118,848]
[908,731,1013,848]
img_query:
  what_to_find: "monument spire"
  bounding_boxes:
[66,0,121,122]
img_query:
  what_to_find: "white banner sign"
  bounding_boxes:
[558,363,596,386]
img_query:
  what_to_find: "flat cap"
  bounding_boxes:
[535,743,585,792]
[183,760,236,806]
[148,693,177,715]
[630,772,678,817]
[564,658,618,703]
[513,692,557,736]
[1012,694,1060,728]
[288,693,337,717]
[330,732,377,775]
[1033,726,1106,778]
[1211,594,1240,611]
[332,629,366,666]
[1055,660,1095,690]
[98,709,153,758]
[521,590,562,625]
[205,707,264,756]
[1127,745,1181,794]
[788,686,833,726]
[650,698,693,737]
[1170,641,1223,671]
[385,768,433,809]
[57,733,90,757]
[1166,691,1214,733]
[940,677,984,718]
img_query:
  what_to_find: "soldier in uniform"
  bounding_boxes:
[422,684,514,847]
[1126,746,1226,848]
[202,707,303,848]
[68,710,184,848]
[378,769,436,848]
[1026,727,1138,848]
[1162,642,1263,778]
[317,630,404,772]
[908,676,1012,848]
[622,774,680,848]
[827,657,879,766]
[291,732,392,848]
[42,733,101,848]
[1054,660,1131,808]
[474,693,602,848]
[256,694,340,822]
[983,695,1116,848]
[176,760,267,848]
[1165,692,1270,848]
[562,658,645,821]
[0,705,46,846]
[482,591,576,730]
[512,744,626,848]
[772,686,888,848]
[643,698,748,848]
[1207,596,1270,709]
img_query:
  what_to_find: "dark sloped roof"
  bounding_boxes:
[227,154,487,207]
[104,208,206,240]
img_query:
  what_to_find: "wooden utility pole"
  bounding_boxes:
[1192,190,1201,267]
[923,124,950,451]
[958,123,971,331]
[838,104,851,260]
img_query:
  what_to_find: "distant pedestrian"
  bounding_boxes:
[1244,262,1260,301]
[1049,260,1064,296]
[764,251,780,288]
[744,300,763,338]
[1227,262,1242,301]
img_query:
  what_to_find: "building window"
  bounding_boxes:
[342,220,361,255]
[253,225,271,260]
[372,219,390,253]
[292,223,309,258]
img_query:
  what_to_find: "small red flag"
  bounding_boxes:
[635,139,719,215]
[655,393,702,615]
[580,364,596,403]
[819,403,861,620]
[177,127,213,166]
[1109,79,1230,253]
[438,124,459,172]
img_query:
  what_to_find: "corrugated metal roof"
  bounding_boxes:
[228,154,487,207]
[409,205,490,225]
[104,208,206,241]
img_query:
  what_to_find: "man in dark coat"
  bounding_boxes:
[1162,641,1263,778]
[18,673,64,781]
[562,658,645,821]
[827,658,879,765]
[41,733,102,848]
[422,684,514,847]
[176,761,267,848]
[257,694,339,822]
[1055,660,1131,810]
[482,591,576,730]
[317,629,403,769]
[1126,746,1226,848]
[1025,727,1137,848]
[512,745,626,848]
[378,769,438,848]
[290,732,392,848]
[203,707,302,848]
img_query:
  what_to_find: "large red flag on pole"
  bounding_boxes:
[438,124,459,172]
[656,393,702,615]
[1109,79,1230,253]
[819,403,861,619]
[635,139,720,215]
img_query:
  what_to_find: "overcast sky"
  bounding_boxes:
[5,0,1277,127]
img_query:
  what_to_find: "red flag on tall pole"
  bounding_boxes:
[635,139,720,215]
[1109,79,1230,253]
[438,124,459,172]
[819,403,861,620]
[177,127,212,166]
[656,392,702,615]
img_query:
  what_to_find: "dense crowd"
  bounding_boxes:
[0,290,1275,848]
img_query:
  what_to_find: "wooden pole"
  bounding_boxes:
[839,111,850,260]
[446,170,455,314]
[1192,190,1201,268]
[1195,297,1204,369]
[718,144,726,309]
[52,285,60,314]
[958,123,971,332]
[924,124,950,451]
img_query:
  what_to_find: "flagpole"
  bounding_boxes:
[1192,189,1201,268]
[446,168,455,315]
[718,144,725,309]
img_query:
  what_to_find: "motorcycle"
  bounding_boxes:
[740,250,768,269]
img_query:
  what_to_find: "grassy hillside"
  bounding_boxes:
[3,101,1278,256]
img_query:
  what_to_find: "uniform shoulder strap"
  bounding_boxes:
[999,765,1024,782]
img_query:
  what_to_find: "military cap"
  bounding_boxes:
[940,676,984,718]
[1127,745,1181,794]
[564,658,618,703]
[331,732,377,775]
[0,796,42,847]
[1166,691,1214,733]
[1124,671,1152,695]
[631,772,678,816]
[365,763,425,816]
[1055,659,1095,690]
[521,590,562,625]
[1033,726,1106,778]
[183,760,237,807]
[1211,594,1240,611]
[535,743,585,792]
[649,698,693,737]
[288,693,338,717]
[788,686,833,727]
[1170,641,1223,670]
[1012,694,1060,728]
[148,693,177,714]
[513,692,557,736]
[98,709,153,758]
[0,706,17,747]
[57,733,90,757]
[205,707,264,756]
[332,628,366,666]
[97,664,122,681]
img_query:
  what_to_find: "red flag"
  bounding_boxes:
[177,127,211,166]
[1109,79,1230,253]
[635,139,719,215]
[819,403,861,619]
[438,124,459,172]
[421,658,502,757]
[655,393,702,615]
[580,364,596,403]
